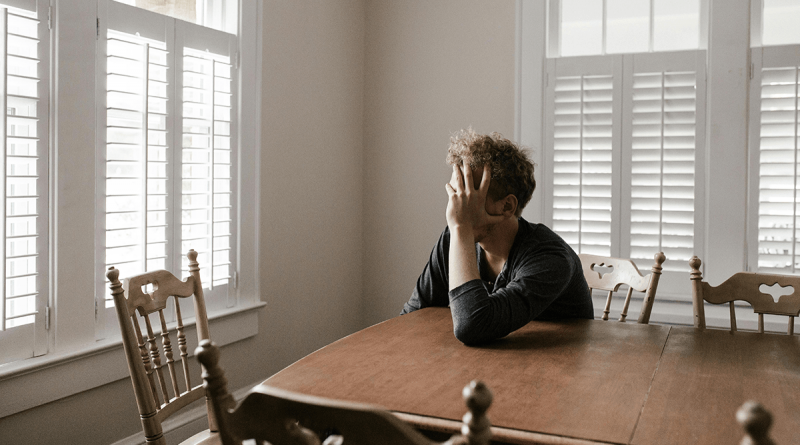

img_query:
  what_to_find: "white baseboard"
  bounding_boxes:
[111,381,262,445]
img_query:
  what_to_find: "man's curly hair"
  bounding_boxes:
[446,128,536,217]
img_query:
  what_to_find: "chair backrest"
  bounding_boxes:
[579,252,666,324]
[195,340,494,445]
[737,400,777,445]
[107,249,213,445]
[689,256,800,334]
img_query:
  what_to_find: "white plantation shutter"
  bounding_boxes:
[0,1,49,365]
[750,46,800,274]
[96,2,237,337]
[96,1,176,338]
[546,56,621,257]
[546,52,705,297]
[177,23,236,308]
[103,30,171,305]
[623,52,705,278]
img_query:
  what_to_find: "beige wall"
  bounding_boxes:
[362,0,517,325]
[257,0,367,369]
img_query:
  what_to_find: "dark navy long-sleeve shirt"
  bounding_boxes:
[402,218,593,345]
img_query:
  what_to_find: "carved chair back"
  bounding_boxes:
[689,256,800,334]
[195,340,494,445]
[107,249,213,445]
[579,252,666,323]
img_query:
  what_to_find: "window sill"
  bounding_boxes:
[0,300,265,418]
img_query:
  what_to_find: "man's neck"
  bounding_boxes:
[479,216,520,266]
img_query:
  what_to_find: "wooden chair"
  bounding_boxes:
[107,249,216,445]
[195,340,494,445]
[737,400,777,445]
[579,252,666,323]
[689,256,800,334]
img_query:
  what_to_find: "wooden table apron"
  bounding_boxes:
[264,308,671,444]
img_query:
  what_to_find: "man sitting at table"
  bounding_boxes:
[401,129,593,345]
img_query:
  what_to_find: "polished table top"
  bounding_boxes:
[263,307,800,444]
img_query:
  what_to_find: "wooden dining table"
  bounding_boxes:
[262,307,800,445]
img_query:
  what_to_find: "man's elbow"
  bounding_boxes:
[453,320,492,346]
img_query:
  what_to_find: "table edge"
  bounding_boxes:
[393,412,618,445]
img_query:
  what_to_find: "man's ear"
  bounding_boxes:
[502,194,518,217]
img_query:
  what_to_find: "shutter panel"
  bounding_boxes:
[0,2,49,364]
[752,46,800,273]
[103,29,171,306]
[548,56,620,257]
[177,22,236,307]
[629,69,697,270]
[621,51,704,297]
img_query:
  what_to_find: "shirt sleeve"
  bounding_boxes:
[448,247,577,345]
[401,227,451,315]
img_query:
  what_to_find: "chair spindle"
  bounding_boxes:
[602,290,613,321]
[132,314,160,406]
[789,316,795,335]
[619,287,634,322]
[144,315,171,403]
[730,301,737,332]
[159,309,180,398]
[175,298,191,390]
[758,313,765,334]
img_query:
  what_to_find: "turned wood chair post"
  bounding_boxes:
[460,380,493,445]
[689,256,706,330]
[186,249,217,432]
[637,252,667,324]
[737,400,776,445]
[196,340,236,445]
[108,267,165,445]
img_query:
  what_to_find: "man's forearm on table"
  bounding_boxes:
[447,226,480,291]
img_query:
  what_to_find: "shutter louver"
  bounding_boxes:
[181,48,232,288]
[553,74,613,256]
[104,30,169,306]
[757,67,798,273]
[3,7,42,329]
[630,71,696,272]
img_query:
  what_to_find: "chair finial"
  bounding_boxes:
[737,400,776,445]
[461,380,493,445]
[689,256,702,279]
[188,249,200,273]
[654,251,666,268]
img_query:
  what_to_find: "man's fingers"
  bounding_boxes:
[452,164,464,192]
[462,163,474,193]
[445,183,455,196]
[479,164,492,193]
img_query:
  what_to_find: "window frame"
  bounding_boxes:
[0,0,263,418]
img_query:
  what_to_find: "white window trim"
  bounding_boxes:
[0,0,263,414]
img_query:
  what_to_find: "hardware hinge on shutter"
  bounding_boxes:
[96,18,100,39]
[233,271,239,289]
[47,6,52,30]
[45,306,50,330]
[750,63,754,80]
